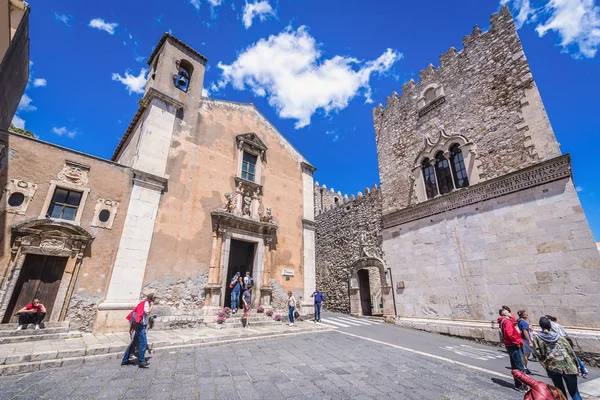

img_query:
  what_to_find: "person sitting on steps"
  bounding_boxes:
[15,298,46,330]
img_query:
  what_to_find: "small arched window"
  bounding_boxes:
[422,158,437,199]
[450,144,469,189]
[174,60,193,93]
[435,151,454,195]
[334,197,340,205]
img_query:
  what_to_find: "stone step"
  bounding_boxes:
[210,320,283,329]
[0,326,70,338]
[0,322,69,331]
[0,331,82,345]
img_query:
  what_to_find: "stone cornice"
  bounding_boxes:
[211,210,278,236]
[302,219,315,231]
[142,87,184,110]
[382,154,572,229]
[132,170,168,192]
[301,162,317,173]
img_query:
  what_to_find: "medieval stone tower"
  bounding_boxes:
[373,5,600,329]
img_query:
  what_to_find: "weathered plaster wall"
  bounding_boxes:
[314,185,383,314]
[373,6,561,216]
[144,99,308,315]
[383,178,600,328]
[0,133,133,331]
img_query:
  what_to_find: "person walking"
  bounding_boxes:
[517,310,535,374]
[243,271,254,290]
[545,315,589,378]
[242,285,252,328]
[230,272,242,314]
[534,317,583,400]
[15,298,46,330]
[287,291,296,327]
[311,288,325,323]
[498,309,526,390]
[122,293,155,368]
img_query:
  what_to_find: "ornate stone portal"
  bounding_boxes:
[0,219,94,323]
[204,184,278,315]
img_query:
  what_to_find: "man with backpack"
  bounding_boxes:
[230,272,243,313]
[244,271,254,290]
[122,294,155,368]
[498,308,526,390]
[311,288,325,323]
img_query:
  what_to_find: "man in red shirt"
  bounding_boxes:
[498,308,525,390]
[16,298,46,330]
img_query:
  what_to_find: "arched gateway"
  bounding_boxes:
[348,257,394,318]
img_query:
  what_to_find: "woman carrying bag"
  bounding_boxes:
[287,291,296,327]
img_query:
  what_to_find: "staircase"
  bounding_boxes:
[208,310,283,329]
[0,322,82,344]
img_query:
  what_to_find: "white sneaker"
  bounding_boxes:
[289,323,294,326]
[35,324,40,330]
[16,325,22,331]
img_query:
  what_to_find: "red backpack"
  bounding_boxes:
[512,370,567,400]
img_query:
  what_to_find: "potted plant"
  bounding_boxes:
[265,309,273,317]
[217,316,225,324]
[256,305,265,313]
[222,307,232,317]
[273,314,282,322]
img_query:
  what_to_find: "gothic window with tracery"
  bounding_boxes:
[435,151,454,195]
[450,144,469,189]
[422,158,437,199]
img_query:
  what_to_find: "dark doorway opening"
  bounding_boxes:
[357,269,372,316]
[224,239,256,310]
[3,254,68,323]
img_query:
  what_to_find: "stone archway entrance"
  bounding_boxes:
[0,219,94,323]
[349,257,394,317]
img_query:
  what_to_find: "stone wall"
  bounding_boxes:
[0,7,28,130]
[314,184,383,314]
[382,176,600,328]
[373,5,561,216]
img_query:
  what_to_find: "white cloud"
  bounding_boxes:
[33,78,47,87]
[111,68,148,95]
[54,13,72,27]
[11,115,25,129]
[576,186,584,192]
[88,18,118,35]
[216,26,401,128]
[326,130,339,142]
[503,0,600,58]
[536,0,600,58]
[52,126,77,139]
[202,88,209,97]
[242,1,276,29]
[190,0,222,9]
[17,94,36,112]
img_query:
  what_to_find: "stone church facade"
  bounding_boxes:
[316,6,600,337]
[0,33,316,332]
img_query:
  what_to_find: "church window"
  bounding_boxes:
[450,144,469,189]
[174,59,193,93]
[47,188,82,221]
[334,197,340,205]
[434,151,454,195]
[241,151,257,182]
[422,158,437,199]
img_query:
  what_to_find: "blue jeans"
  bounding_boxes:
[122,324,148,364]
[288,306,295,323]
[231,291,240,310]
[314,302,322,322]
[506,344,525,388]
[577,356,587,374]
[547,369,582,400]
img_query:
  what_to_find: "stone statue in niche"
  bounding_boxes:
[223,193,235,213]
[261,206,273,223]
[242,192,252,217]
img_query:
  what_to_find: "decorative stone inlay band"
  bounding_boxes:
[418,96,445,117]
[382,154,572,229]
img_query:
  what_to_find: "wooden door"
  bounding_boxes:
[357,269,372,316]
[3,255,68,323]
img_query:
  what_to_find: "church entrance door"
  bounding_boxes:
[3,254,68,323]
[357,269,372,316]
[224,239,256,311]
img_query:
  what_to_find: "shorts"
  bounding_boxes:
[522,340,532,355]
[244,305,251,312]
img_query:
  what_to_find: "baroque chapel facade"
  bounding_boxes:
[0,34,316,332]
[315,6,600,335]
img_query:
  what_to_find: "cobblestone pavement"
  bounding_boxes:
[0,331,521,400]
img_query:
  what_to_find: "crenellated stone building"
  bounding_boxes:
[316,6,600,342]
[0,33,316,332]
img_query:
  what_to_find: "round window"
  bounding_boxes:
[8,192,25,207]
[98,209,111,223]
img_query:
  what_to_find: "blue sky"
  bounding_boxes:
[14,0,600,240]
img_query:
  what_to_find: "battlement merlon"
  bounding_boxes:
[374,4,517,115]
[314,183,381,216]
